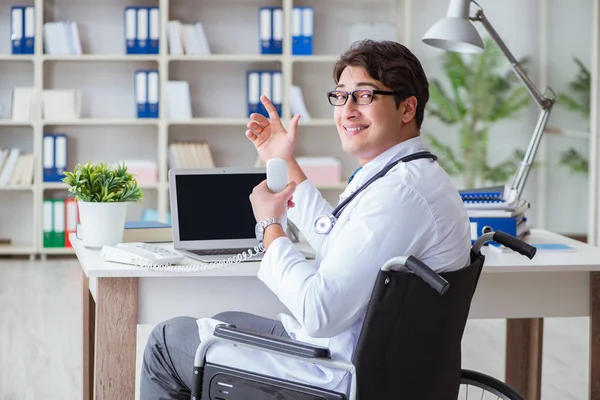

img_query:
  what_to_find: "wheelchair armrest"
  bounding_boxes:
[214,324,331,359]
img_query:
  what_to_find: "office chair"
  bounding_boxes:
[191,231,535,400]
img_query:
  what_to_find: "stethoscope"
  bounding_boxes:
[313,151,438,235]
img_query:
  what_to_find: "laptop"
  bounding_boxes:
[169,167,269,262]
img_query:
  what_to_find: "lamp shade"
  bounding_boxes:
[422,17,484,54]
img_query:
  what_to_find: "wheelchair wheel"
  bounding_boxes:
[459,369,526,400]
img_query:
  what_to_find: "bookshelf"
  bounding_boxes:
[0,0,408,256]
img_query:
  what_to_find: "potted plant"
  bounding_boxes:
[425,37,532,189]
[62,161,143,248]
[556,57,590,175]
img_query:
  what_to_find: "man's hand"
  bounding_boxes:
[246,95,301,163]
[250,180,297,222]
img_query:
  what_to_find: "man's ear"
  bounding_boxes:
[400,96,418,124]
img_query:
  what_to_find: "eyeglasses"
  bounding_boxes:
[327,89,400,106]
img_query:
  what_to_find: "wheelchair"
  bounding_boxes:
[191,231,535,400]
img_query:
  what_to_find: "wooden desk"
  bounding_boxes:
[73,229,600,400]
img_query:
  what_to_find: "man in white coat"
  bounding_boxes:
[140,39,471,399]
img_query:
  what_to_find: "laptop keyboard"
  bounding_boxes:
[187,248,253,256]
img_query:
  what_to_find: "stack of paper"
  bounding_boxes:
[43,21,82,55]
[0,148,35,187]
[168,142,214,168]
[167,21,210,55]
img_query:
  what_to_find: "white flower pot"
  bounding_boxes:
[78,201,128,248]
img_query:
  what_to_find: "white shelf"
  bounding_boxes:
[168,54,283,62]
[168,118,249,126]
[43,119,158,126]
[0,120,33,126]
[0,185,34,191]
[0,55,34,62]
[42,182,67,190]
[42,54,159,62]
[292,55,339,63]
[0,245,35,255]
[41,247,75,255]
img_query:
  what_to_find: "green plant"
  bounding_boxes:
[425,36,532,188]
[62,161,144,202]
[557,57,590,174]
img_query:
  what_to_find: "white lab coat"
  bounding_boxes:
[197,136,472,394]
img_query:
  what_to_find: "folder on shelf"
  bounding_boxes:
[43,133,68,182]
[125,7,137,54]
[11,6,23,54]
[259,71,272,117]
[0,148,20,187]
[272,71,282,116]
[11,87,34,121]
[136,7,149,54]
[53,199,66,248]
[43,134,54,181]
[23,6,34,54]
[54,134,67,181]
[301,7,314,56]
[148,7,160,54]
[166,81,192,120]
[247,71,260,117]
[43,199,53,248]
[147,70,159,118]
[271,7,283,54]
[259,7,272,54]
[65,198,78,248]
[292,7,314,55]
[292,7,302,55]
[135,70,148,118]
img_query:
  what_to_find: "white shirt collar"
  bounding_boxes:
[351,136,426,187]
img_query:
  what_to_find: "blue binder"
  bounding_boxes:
[147,70,159,118]
[247,71,261,117]
[11,6,23,54]
[135,70,148,118]
[136,7,149,54]
[42,134,55,181]
[148,7,160,54]
[22,6,34,54]
[125,7,137,54]
[292,7,314,55]
[271,7,283,55]
[259,7,272,54]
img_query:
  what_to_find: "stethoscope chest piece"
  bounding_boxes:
[314,215,336,235]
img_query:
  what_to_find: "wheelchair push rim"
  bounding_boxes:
[459,369,526,400]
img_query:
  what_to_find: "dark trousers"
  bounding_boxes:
[140,312,289,400]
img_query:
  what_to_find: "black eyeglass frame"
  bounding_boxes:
[326,89,402,106]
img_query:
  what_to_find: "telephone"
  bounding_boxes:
[101,242,185,265]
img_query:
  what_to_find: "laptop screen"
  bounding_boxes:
[174,172,266,242]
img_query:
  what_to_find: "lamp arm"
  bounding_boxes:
[472,5,556,201]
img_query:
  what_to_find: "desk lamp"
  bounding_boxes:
[422,0,556,206]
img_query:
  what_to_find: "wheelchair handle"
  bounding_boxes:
[404,256,450,295]
[492,231,537,259]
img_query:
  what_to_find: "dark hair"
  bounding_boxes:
[333,39,429,129]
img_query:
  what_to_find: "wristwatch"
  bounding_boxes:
[255,217,282,243]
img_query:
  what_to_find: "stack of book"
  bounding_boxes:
[460,185,530,243]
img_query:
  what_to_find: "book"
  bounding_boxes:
[76,221,172,243]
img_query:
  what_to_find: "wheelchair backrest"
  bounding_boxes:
[352,250,484,400]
